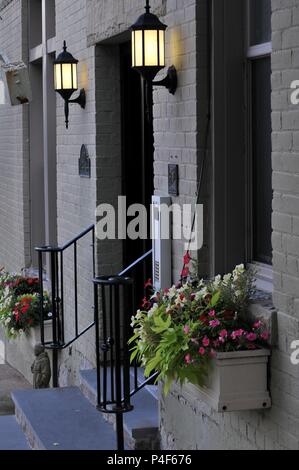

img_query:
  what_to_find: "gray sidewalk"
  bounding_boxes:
[0,363,31,416]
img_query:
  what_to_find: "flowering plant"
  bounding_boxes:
[0,271,51,339]
[130,261,269,395]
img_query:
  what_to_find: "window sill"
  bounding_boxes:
[247,297,277,347]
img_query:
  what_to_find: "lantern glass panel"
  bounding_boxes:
[144,30,159,66]
[132,31,135,66]
[61,63,74,90]
[134,30,143,67]
[72,63,78,89]
[54,64,62,90]
[159,30,165,66]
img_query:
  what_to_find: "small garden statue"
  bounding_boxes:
[31,344,51,389]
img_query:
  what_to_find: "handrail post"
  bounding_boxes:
[38,251,45,345]
[50,251,59,388]
[93,276,134,452]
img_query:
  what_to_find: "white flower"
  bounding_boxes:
[235,264,245,272]
[148,303,159,318]
[223,273,232,285]
[213,275,222,287]
[168,286,177,300]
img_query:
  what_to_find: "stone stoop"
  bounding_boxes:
[11,387,117,450]
[79,369,160,450]
[0,415,30,450]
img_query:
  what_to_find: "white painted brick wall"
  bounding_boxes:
[0,0,30,272]
[55,0,98,381]
[161,0,299,451]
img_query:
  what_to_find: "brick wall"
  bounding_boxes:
[0,0,30,272]
[56,0,203,382]
[160,0,299,451]
[55,0,98,383]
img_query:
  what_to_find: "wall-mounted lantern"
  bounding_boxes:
[54,41,86,129]
[131,0,177,95]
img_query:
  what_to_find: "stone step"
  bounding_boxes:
[12,387,117,450]
[79,369,160,450]
[0,415,30,450]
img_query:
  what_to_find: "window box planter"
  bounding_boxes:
[187,349,271,412]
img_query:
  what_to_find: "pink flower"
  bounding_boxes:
[219,329,228,338]
[213,339,220,348]
[209,319,220,328]
[261,331,269,341]
[202,336,210,347]
[209,310,216,317]
[246,333,257,342]
[253,321,262,329]
[183,325,190,334]
[199,347,206,356]
[231,329,244,340]
[185,354,191,364]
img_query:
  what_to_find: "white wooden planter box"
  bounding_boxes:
[187,349,271,412]
[5,321,53,385]
[27,320,52,347]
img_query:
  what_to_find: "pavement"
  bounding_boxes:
[0,363,31,416]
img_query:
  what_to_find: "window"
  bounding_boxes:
[247,0,273,290]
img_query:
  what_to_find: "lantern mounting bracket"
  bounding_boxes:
[69,88,86,108]
[152,65,177,95]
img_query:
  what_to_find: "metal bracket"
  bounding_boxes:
[152,65,177,95]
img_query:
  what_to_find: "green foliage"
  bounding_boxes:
[130,264,269,395]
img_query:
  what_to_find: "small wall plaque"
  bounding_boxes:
[79,144,91,178]
[168,164,179,196]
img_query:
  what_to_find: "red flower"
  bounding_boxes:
[183,252,191,266]
[141,297,151,310]
[21,305,29,314]
[179,293,185,301]
[144,279,153,289]
[181,267,189,278]
[199,315,209,326]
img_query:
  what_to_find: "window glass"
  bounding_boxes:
[250,0,271,46]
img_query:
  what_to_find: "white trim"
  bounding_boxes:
[29,44,43,63]
[249,262,273,294]
[247,42,272,59]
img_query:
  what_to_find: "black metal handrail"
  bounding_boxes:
[35,224,96,387]
[94,248,158,450]
[118,249,158,395]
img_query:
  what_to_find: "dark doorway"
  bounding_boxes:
[120,42,154,270]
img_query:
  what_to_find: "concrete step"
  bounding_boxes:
[0,415,30,450]
[80,369,160,450]
[12,387,117,450]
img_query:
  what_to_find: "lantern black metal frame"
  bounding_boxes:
[54,41,86,129]
[131,0,177,95]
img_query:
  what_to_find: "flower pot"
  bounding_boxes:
[186,349,271,412]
